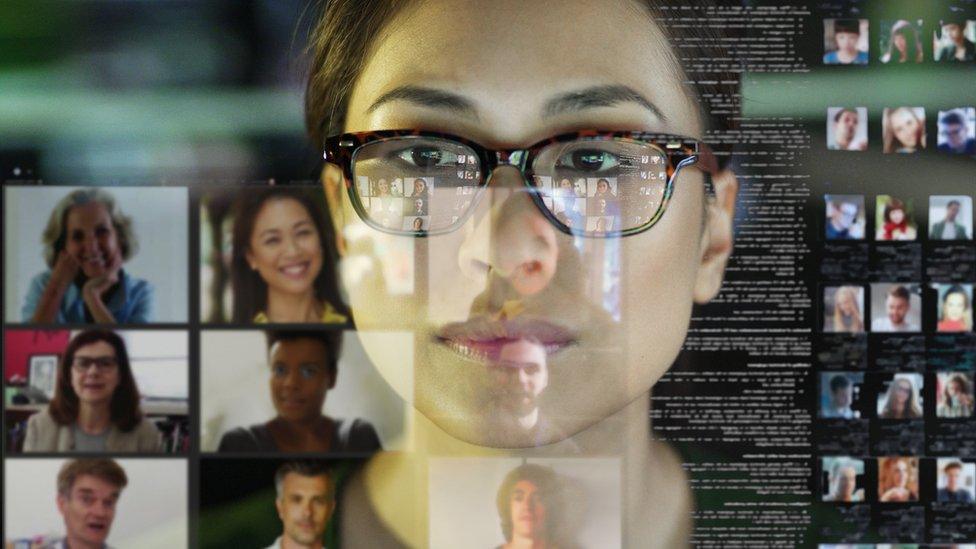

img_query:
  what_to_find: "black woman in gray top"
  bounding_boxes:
[217,330,380,454]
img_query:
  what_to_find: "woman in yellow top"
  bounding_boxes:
[231,187,348,324]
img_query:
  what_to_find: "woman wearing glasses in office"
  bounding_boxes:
[23,329,162,453]
[308,0,738,546]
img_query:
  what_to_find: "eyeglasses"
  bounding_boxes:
[324,130,718,238]
[71,356,118,372]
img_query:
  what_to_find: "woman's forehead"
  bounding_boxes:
[345,0,702,143]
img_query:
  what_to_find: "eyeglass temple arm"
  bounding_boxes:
[692,141,719,175]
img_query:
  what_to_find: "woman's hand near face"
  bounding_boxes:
[51,250,81,287]
[29,251,81,323]
[81,253,122,323]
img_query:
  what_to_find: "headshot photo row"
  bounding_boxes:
[4,187,188,324]
[823,17,976,65]
[821,456,975,504]
[819,371,974,421]
[824,194,973,241]
[823,283,974,334]
[826,106,976,154]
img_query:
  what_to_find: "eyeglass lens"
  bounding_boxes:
[350,136,670,235]
[72,356,118,371]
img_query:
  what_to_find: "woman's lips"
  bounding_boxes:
[278,261,311,279]
[434,318,576,363]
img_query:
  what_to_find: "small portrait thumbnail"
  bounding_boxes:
[824,19,869,65]
[429,457,621,548]
[198,186,347,325]
[822,457,865,502]
[408,177,432,198]
[877,373,924,420]
[825,195,865,240]
[587,177,617,199]
[936,458,975,503]
[4,186,189,324]
[929,195,972,240]
[827,107,868,151]
[404,216,429,232]
[937,371,975,418]
[201,329,404,454]
[4,329,189,454]
[876,195,917,241]
[935,284,973,332]
[4,457,187,548]
[823,286,865,333]
[883,107,926,154]
[934,17,976,62]
[878,456,919,502]
[870,283,921,333]
[880,20,924,64]
[200,458,359,549]
[819,372,864,419]
[937,108,976,155]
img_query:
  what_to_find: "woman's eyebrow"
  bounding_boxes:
[366,83,665,122]
[367,85,479,119]
[542,85,666,122]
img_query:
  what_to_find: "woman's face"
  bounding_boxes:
[891,109,919,148]
[70,341,120,406]
[836,466,856,497]
[944,292,967,321]
[893,380,911,405]
[597,179,609,193]
[246,198,324,297]
[269,338,333,422]
[889,207,905,225]
[837,290,857,315]
[64,202,122,279]
[414,179,426,194]
[378,179,390,195]
[510,480,546,540]
[893,32,907,54]
[328,0,732,446]
[893,460,908,487]
[948,379,962,397]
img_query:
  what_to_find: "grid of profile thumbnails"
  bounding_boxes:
[1,184,386,549]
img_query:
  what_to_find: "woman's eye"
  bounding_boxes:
[263,237,280,246]
[300,365,319,379]
[395,145,458,169]
[557,149,623,173]
[272,365,286,377]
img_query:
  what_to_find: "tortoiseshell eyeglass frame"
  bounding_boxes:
[323,129,720,238]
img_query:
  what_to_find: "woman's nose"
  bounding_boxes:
[457,166,559,298]
[284,235,302,257]
[81,232,98,253]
